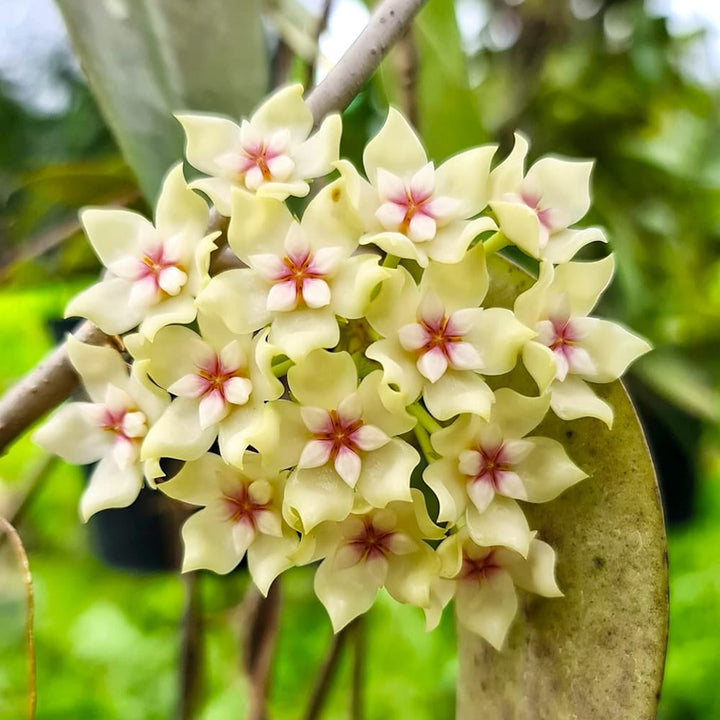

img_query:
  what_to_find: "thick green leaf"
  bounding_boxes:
[56,0,269,201]
[456,256,668,720]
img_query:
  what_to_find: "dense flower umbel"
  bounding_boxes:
[36,89,651,649]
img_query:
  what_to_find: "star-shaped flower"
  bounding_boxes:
[515,256,652,426]
[196,179,389,361]
[488,133,606,262]
[297,491,444,632]
[177,84,341,214]
[159,452,298,593]
[65,163,218,340]
[267,349,418,532]
[337,107,497,266]
[33,336,168,520]
[365,243,533,420]
[138,312,283,467]
[424,389,586,552]
[434,528,562,649]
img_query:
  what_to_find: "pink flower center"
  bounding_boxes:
[99,407,132,441]
[222,484,271,528]
[314,410,364,460]
[467,444,512,490]
[276,250,325,297]
[389,185,434,235]
[461,549,502,582]
[239,140,282,181]
[136,245,183,290]
[195,354,243,400]
[346,517,397,563]
[417,314,463,358]
[521,190,553,229]
[544,317,580,362]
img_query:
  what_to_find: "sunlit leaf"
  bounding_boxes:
[457,256,667,719]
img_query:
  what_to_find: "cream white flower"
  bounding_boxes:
[337,108,497,266]
[267,349,418,533]
[435,528,562,649]
[33,336,168,521]
[365,244,533,420]
[159,452,297,593]
[196,179,389,361]
[515,256,652,426]
[298,491,444,632]
[139,313,283,468]
[65,163,218,340]
[177,84,341,214]
[424,389,586,544]
[489,133,606,262]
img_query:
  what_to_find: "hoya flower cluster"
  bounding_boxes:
[34,84,650,650]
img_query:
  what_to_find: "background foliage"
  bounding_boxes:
[1,0,719,717]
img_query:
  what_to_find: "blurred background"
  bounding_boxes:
[0,0,719,717]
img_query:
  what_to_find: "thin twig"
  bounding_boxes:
[302,624,352,720]
[177,572,203,720]
[0,0,430,454]
[0,516,36,720]
[0,454,59,540]
[306,0,427,124]
[242,582,282,720]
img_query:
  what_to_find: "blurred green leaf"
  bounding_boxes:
[55,0,270,201]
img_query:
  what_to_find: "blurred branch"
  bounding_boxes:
[302,623,352,720]
[391,27,418,126]
[0,0,428,455]
[0,321,112,455]
[178,572,204,720]
[304,0,333,91]
[242,582,282,720]
[0,190,140,282]
[0,516,36,720]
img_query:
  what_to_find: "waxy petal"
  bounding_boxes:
[423,370,494,422]
[269,307,339,362]
[65,277,144,336]
[435,145,497,218]
[549,376,614,427]
[314,555,383,632]
[334,446,362,487]
[80,455,144,522]
[455,568,518,650]
[288,349,358,409]
[224,376,253,406]
[33,402,111,465]
[283,465,354,532]
[363,107,427,183]
[356,439,417,508]
[523,156,593,230]
[466,496,531,558]
[180,505,241,574]
[176,112,243,179]
[514,437,587,503]
[298,439,334,469]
